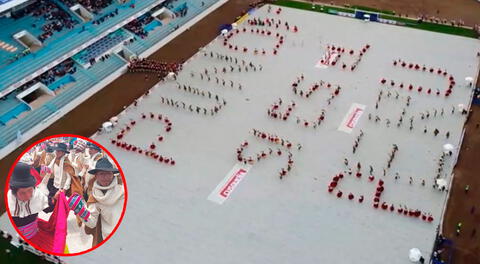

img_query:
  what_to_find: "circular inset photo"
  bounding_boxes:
[4,134,128,256]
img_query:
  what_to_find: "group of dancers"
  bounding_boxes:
[157,83,227,116]
[198,52,260,91]
[292,74,342,101]
[222,26,286,56]
[370,90,413,129]
[343,158,429,186]
[381,59,456,97]
[320,44,371,71]
[190,70,244,91]
[267,100,328,129]
[369,88,458,137]
[222,13,300,56]
[128,58,182,80]
[233,129,302,179]
[110,113,175,166]
[344,117,452,192]
[247,16,298,33]
[267,98,296,121]
[8,138,126,251]
[291,74,341,99]
[328,171,434,223]
[201,52,263,76]
[203,51,262,70]
[373,179,434,222]
[252,128,301,179]
[250,128,300,150]
[235,140,294,179]
[266,96,328,129]
[265,72,343,129]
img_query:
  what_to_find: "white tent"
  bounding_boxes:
[409,248,422,262]
[443,143,455,152]
[465,76,474,86]
[436,178,448,189]
[167,72,176,80]
[221,29,228,36]
[102,121,113,133]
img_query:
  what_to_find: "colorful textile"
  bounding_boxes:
[24,192,69,253]
[17,219,38,239]
[68,193,90,221]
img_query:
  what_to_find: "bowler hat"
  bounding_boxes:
[52,143,70,153]
[46,144,54,153]
[10,163,36,189]
[88,157,119,174]
[86,142,101,151]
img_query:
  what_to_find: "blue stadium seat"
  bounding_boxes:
[73,29,130,65]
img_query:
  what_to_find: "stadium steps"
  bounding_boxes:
[0,0,163,93]
[88,54,126,80]
[0,106,54,148]
[50,0,83,24]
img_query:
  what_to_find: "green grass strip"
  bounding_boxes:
[350,5,395,15]
[380,14,478,38]
[272,0,478,39]
[273,0,354,14]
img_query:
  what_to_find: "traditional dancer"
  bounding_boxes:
[84,142,104,200]
[45,143,81,211]
[7,163,69,253]
[80,158,125,248]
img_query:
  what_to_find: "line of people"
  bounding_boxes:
[190,70,244,90]
[110,113,175,165]
[352,130,365,154]
[384,59,456,97]
[223,19,291,56]
[369,88,462,135]
[156,83,227,116]
[202,51,261,68]
[434,152,450,182]
[386,144,399,169]
[369,109,454,139]
[328,170,434,223]
[251,128,300,150]
[321,44,370,71]
[247,16,298,32]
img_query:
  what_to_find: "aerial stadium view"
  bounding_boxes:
[0,0,479,263]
